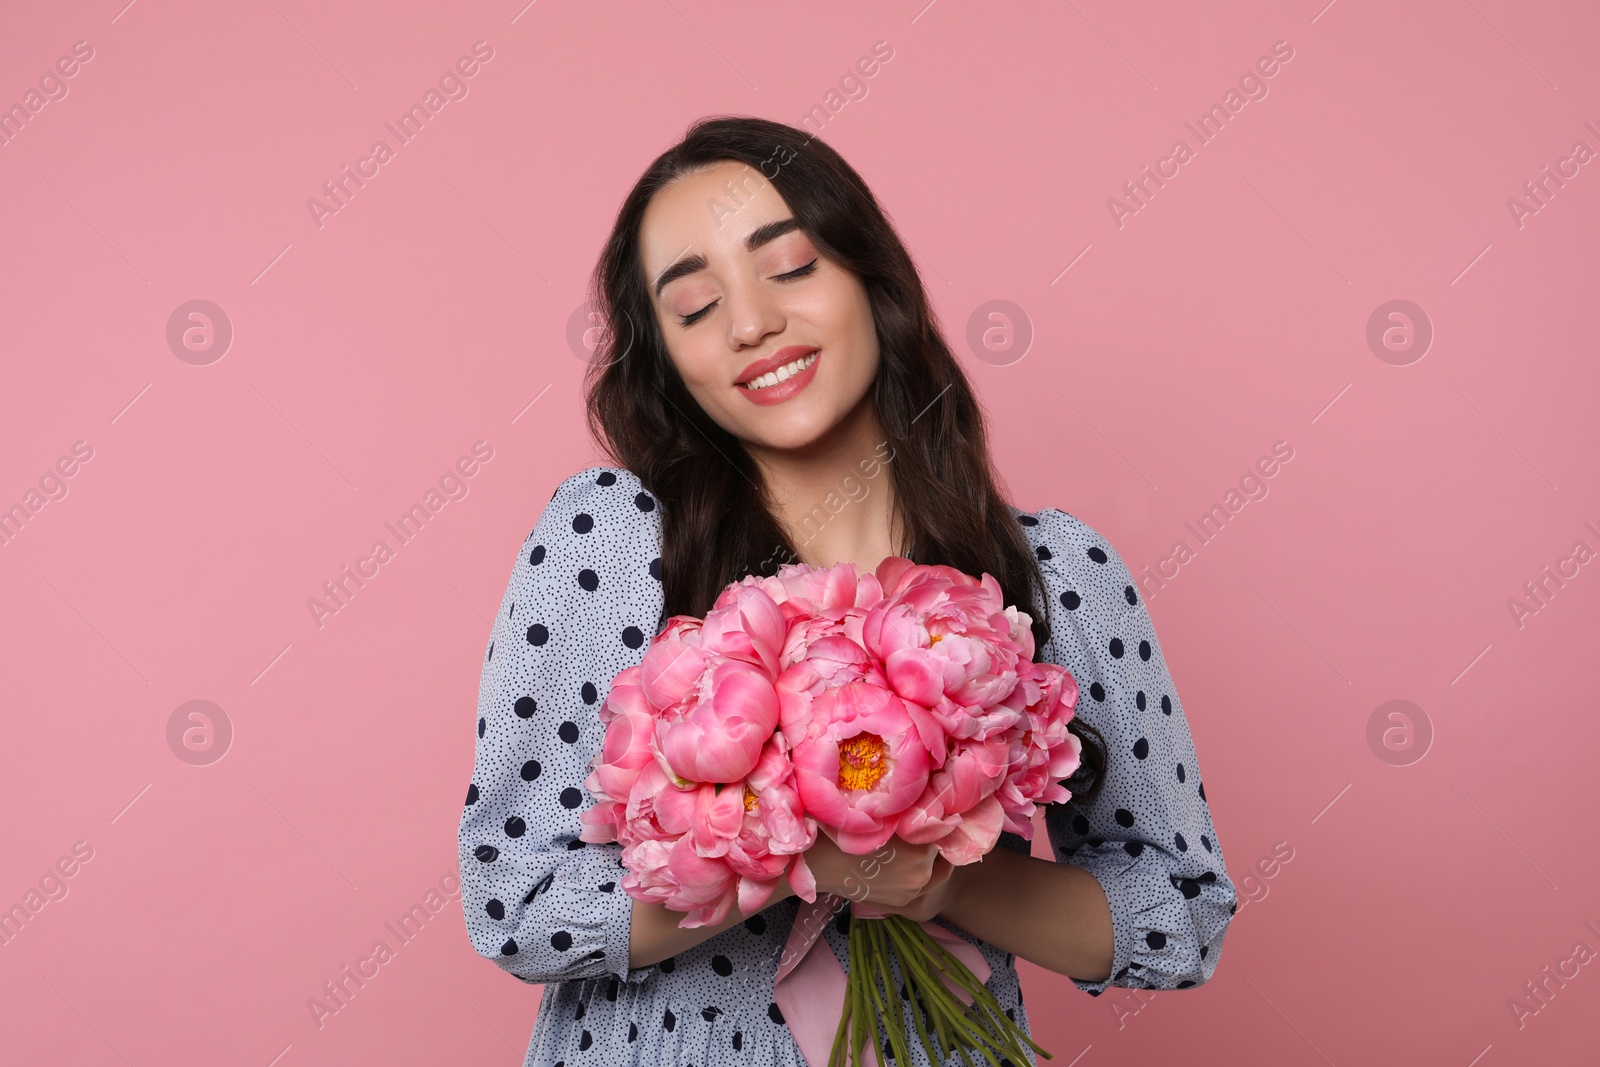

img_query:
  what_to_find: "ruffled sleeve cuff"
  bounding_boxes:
[1063,844,1231,995]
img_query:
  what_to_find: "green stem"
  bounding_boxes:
[885,921,965,1059]
[851,920,870,1067]
[890,925,944,1066]
[862,920,890,1067]
[882,917,1036,1067]
[881,919,1000,1067]
[879,924,925,1063]
[857,922,899,1067]
[830,917,855,1067]
[866,921,917,1067]
[896,921,966,1055]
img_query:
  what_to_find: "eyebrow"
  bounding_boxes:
[651,217,804,299]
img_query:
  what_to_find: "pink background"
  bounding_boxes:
[3,1,1597,1064]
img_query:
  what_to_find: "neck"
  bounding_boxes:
[745,398,905,572]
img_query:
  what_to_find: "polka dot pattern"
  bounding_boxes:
[457,469,1236,1065]
[1029,507,1237,996]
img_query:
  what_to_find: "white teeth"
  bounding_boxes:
[743,351,816,389]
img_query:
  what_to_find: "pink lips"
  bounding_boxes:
[736,347,820,407]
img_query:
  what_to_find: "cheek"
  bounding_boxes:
[666,338,728,396]
[836,290,877,357]
[803,281,876,358]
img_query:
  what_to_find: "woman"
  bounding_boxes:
[458,115,1236,1066]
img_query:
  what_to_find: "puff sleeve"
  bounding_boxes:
[457,467,666,987]
[1025,507,1237,996]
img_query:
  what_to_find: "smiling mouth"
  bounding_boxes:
[740,351,818,390]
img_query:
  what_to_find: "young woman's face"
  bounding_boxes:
[639,159,880,454]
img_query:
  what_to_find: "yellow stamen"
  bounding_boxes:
[837,732,889,791]
[743,784,759,813]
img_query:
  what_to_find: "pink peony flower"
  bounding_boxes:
[792,680,932,854]
[585,723,821,928]
[589,758,743,927]
[635,583,789,784]
[995,662,1083,835]
[775,628,883,750]
[861,562,1034,745]
[584,552,1084,940]
[710,733,820,918]
[654,657,781,784]
[721,560,886,622]
[741,732,819,857]
[576,667,658,841]
[894,733,1010,862]
[928,791,1006,865]
[593,760,693,907]
[663,835,742,926]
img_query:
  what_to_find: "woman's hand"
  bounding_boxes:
[802,831,957,911]
[867,854,965,922]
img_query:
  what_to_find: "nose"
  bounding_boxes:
[724,274,786,350]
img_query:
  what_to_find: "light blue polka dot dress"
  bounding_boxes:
[457,466,1237,1066]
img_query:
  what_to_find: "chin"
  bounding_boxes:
[729,398,842,450]
[745,425,835,454]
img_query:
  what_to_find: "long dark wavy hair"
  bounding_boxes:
[582,115,1105,806]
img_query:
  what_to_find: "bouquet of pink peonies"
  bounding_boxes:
[579,555,1082,1067]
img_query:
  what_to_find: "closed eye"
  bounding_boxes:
[676,259,819,328]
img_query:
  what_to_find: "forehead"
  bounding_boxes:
[639,161,800,274]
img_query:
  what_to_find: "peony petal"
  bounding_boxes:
[884,647,945,706]
[831,821,898,855]
[935,793,1005,865]
[786,851,818,903]
[738,876,780,916]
